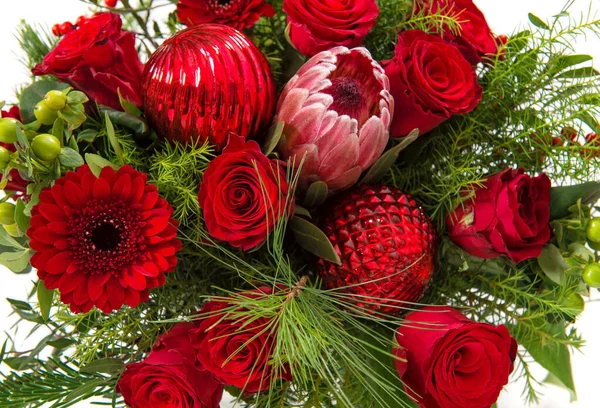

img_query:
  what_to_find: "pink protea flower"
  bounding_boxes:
[275,46,394,192]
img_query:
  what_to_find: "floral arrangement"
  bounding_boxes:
[0,1,599,407]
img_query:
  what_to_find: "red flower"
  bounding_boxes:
[27,165,181,313]
[177,0,275,31]
[118,322,224,408]
[382,30,482,137]
[198,135,292,251]
[394,306,517,408]
[415,0,500,64]
[283,0,379,57]
[447,168,551,263]
[191,287,292,393]
[1,107,29,197]
[32,12,144,111]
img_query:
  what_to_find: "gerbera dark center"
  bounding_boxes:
[91,222,122,251]
[326,78,365,119]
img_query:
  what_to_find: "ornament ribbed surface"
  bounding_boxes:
[141,24,276,150]
[318,185,437,313]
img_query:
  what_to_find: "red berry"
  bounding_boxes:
[105,0,118,7]
[561,126,578,142]
[317,185,437,314]
[52,24,61,37]
[552,137,563,146]
[497,34,509,45]
[586,133,598,144]
[59,22,75,35]
[75,16,88,27]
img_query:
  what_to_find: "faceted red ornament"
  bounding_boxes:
[141,24,276,151]
[318,185,437,314]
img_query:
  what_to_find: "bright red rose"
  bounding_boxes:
[32,12,144,111]
[1,107,29,197]
[415,0,500,64]
[117,322,224,408]
[447,168,551,263]
[283,0,379,56]
[191,287,292,393]
[177,0,275,30]
[382,30,482,137]
[198,135,292,251]
[394,306,517,408]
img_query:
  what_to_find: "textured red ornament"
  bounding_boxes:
[318,185,437,314]
[141,24,276,151]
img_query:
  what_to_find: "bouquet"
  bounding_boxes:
[1,0,599,407]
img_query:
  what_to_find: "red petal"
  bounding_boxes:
[129,177,145,204]
[39,204,67,222]
[31,249,58,270]
[55,239,71,250]
[140,191,159,211]
[64,181,88,208]
[81,173,96,198]
[51,185,68,208]
[48,222,70,235]
[58,272,86,294]
[33,227,60,245]
[107,278,125,310]
[112,174,131,200]
[122,267,147,290]
[144,216,169,235]
[151,253,169,272]
[124,288,140,307]
[45,252,73,274]
[73,283,89,305]
[99,166,116,185]
[88,274,111,301]
[93,177,111,200]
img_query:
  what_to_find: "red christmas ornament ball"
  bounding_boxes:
[141,24,276,151]
[318,185,437,314]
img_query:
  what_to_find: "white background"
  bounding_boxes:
[0,1,599,407]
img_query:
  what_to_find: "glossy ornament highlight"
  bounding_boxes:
[142,24,276,151]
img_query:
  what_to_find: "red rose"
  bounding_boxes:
[382,30,482,137]
[117,322,224,408]
[191,287,292,393]
[415,0,500,64]
[447,168,551,263]
[394,306,517,408]
[1,107,29,197]
[198,135,292,251]
[32,12,144,111]
[283,0,379,56]
[177,0,275,30]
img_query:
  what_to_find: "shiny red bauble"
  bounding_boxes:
[141,24,276,151]
[318,185,437,314]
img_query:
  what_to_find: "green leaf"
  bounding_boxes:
[294,205,312,218]
[545,372,577,402]
[554,54,593,69]
[80,357,125,375]
[37,280,54,322]
[63,379,107,403]
[289,216,341,265]
[361,128,419,185]
[47,337,77,349]
[100,106,150,141]
[105,112,124,164]
[66,91,89,105]
[85,153,120,178]
[303,181,329,207]
[0,339,7,364]
[557,67,600,79]
[52,117,65,144]
[118,89,142,116]
[2,356,36,371]
[528,13,549,30]
[0,223,26,249]
[76,129,98,143]
[14,198,30,235]
[58,147,84,168]
[538,244,567,285]
[0,249,32,273]
[19,81,69,123]
[550,182,600,220]
[7,298,32,311]
[263,121,284,155]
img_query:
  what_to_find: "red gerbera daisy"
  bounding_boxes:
[27,165,182,313]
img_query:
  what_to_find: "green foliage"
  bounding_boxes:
[16,21,56,72]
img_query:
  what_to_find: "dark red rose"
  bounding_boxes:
[382,30,482,137]
[198,134,292,251]
[1,107,29,197]
[117,322,224,408]
[394,306,517,408]
[191,287,292,393]
[32,12,144,111]
[283,0,379,56]
[415,0,500,64]
[177,0,275,30]
[447,168,551,263]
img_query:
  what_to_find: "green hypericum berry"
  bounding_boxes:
[32,134,62,161]
[0,146,11,165]
[0,117,20,143]
[564,293,585,315]
[583,263,600,288]
[586,218,600,243]
[3,223,21,237]
[0,202,16,226]
[34,101,59,126]
[44,90,67,111]
[588,239,600,252]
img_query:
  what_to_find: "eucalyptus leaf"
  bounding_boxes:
[99,105,150,140]
[550,182,600,220]
[66,91,89,105]
[263,121,284,155]
[303,181,329,207]
[58,105,87,129]
[37,280,54,322]
[118,89,142,116]
[528,13,549,30]
[85,153,120,178]
[51,118,65,144]
[77,129,98,143]
[361,128,419,185]
[14,198,30,234]
[105,112,124,164]
[80,358,125,375]
[289,216,341,265]
[538,244,567,285]
[0,224,25,250]
[19,81,69,123]
[58,147,84,168]
[0,249,32,273]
